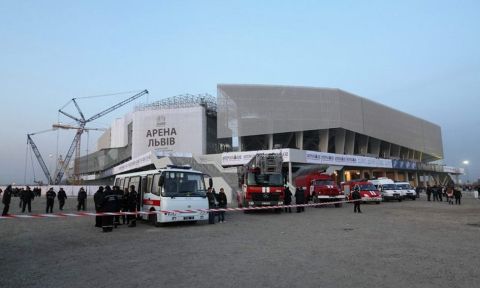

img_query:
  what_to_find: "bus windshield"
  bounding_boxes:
[247,172,283,187]
[161,171,207,197]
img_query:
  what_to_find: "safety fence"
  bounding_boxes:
[0,199,361,220]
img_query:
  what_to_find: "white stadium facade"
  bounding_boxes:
[74,84,463,200]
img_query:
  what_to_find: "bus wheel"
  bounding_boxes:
[334,203,342,208]
[149,211,161,227]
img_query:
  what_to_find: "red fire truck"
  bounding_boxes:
[341,180,382,204]
[294,171,345,207]
[236,153,285,211]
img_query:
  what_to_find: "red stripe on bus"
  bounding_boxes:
[143,199,161,206]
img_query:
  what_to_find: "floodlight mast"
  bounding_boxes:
[53,89,149,184]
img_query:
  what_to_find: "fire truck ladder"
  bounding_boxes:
[256,153,283,174]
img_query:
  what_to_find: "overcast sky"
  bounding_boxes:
[0,0,479,185]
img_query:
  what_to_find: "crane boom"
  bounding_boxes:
[27,134,52,184]
[72,98,86,121]
[58,109,83,123]
[87,89,148,122]
[54,124,85,184]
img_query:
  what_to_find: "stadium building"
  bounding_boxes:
[75,84,462,200]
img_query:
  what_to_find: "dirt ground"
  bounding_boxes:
[1,195,479,288]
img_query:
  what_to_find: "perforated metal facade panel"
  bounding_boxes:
[217,84,443,159]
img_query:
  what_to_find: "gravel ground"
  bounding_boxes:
[0,195,479,288]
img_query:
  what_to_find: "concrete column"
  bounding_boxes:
[345,131,355,155]
[296,131,303,150]
[358,135,369,155]
[268,134,273,150]
[319,129,329,152]
[238,136,243,152]
[288,162,293,186]
[335,129,346,154]
[369,138,381,157]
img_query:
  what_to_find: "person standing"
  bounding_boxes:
[57,188,67,211]
[127,185,138,227]
[446,186,454,205]
[217,187,227,223]
[454,188,462,205]
[432,186,439,202]
[284,186,292,213]
[77,187,87,211]
[93,186,104,228]
[101,186,118,232]
[121,187,129,225]
[2,185,13,216]
[112,186,123,227]
[21,186,35,213]
[295,187,305,213]
[45,188,56,213]
[352,185,362,213]
[426,185,432,201]
[206,187,216,224]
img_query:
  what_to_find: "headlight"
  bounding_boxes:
[278,201,283,205]
[249,201,254,205]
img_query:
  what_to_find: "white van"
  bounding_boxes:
[369,178,402,202]
[395,182,416,200]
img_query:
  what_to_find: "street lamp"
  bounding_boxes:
[462,160,469,185]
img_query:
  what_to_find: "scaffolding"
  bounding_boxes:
[135,93,217,115]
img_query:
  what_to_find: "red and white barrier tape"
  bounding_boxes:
[0,199,363,220]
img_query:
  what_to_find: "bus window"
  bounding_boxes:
[146,175,153,194]
[114,178,120,187]
[152,174,161,196]
[130,176,140,192]
[123,177,130,191]
[140,176,147,195]
[118,178,124,189]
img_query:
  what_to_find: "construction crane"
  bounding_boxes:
[53,89,149,184]
[52,123,106,183]
[27,129,55,184]
[27,89,149,185]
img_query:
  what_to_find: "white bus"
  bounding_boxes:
[113,165,209,226]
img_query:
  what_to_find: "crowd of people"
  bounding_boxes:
[422,185,464,205]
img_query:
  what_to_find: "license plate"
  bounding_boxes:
[183,216,194,220]
[262,202,270,205]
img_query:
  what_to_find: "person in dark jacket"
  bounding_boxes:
[45,188,56,213]
[426,185,432,201]
[453,188,462,205]
[101,186,118,232]
[112,186,123,226]
[295,187,305,213]
[21,186,35,213]
[284,186,292,213]
[2,185,13,216]
[206,187,216,224]
[352,185,362,213]
[127,185,138,227]
[121,187,129,225]
[77,187,87,211]
[57,188,67,211]
[93,186,104,228]
[217,187,227,223]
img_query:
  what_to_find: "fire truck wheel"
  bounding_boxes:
[375,201,380,204]
[334,203,342,208]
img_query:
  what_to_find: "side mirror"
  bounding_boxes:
[159,174,165,187]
